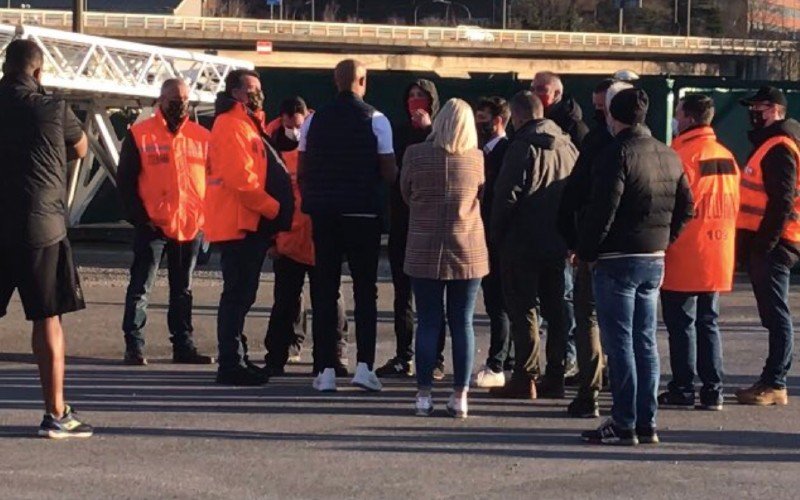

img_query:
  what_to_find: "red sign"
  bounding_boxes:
[256,41,273,54]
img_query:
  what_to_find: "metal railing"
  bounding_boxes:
[0,8,794,54]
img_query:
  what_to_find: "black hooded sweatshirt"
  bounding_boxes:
[389,79,441,243]
[737,118,800,267]
[545,95,589,149]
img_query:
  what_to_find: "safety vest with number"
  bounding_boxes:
[736,135,800,243]
[663,126,740,292]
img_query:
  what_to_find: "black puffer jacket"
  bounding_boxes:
[389,79,441,247]
[557,123,614,250]
[491,118,578,261]
[737,118,800,267]
[577,125,694,262]
[546,95,589,148]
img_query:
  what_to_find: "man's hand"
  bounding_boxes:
[411,109,432,129]
[567,251,579,267]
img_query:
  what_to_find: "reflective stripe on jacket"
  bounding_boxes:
[130,109,209,242]
[736,135,800,243]
[204,101,280,243]
[663,126,740,292]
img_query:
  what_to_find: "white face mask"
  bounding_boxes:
[284,127,301,142]
[671,118,680,138]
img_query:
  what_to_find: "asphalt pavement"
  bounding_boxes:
[0,245,798,499]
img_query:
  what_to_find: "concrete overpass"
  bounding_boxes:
[1,8,796,78]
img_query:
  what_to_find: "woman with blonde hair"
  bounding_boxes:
[400,98,489,418]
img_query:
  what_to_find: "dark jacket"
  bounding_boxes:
[481,136,510,225]
[0,74,84,249]
[577,125,694,262]
[491,118,578,261]
[557,124,614,250]
[737,118,800,267]
[546,95,590,149]
[389,79,441,243]
[117,129,150,227]
[301,91,383,216]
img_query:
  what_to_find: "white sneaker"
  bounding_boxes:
[351,362,383,392]
[474,366,506,388]
[312,368,337,392]
[415,395,434,416]
[446,393,468,419]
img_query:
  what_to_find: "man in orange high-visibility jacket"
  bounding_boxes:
[659,94,740,412]
[261,97,350,377]
[735,86,800,406]
[205,69,292,387]
[117,78,214,367]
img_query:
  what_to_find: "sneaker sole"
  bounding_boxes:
[375,372,414,379]
[638,436,660,445]
[581,436,638,446]
[351,381,382,392]
[658,403,695,410]
[696,404,723,411]
[568,410,600,419]
[38,429,93,439]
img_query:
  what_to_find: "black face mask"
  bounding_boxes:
[163,100,189,132]
[246,90,265,112]
[594,109,606,125]
[749,109,768,130]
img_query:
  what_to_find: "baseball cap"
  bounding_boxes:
[739,86,787,107]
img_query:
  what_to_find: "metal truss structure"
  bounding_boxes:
[0,24,254,226]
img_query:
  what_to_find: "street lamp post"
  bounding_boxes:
[686,0,692,37]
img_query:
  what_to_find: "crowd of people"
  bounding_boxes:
[1,38,797,445]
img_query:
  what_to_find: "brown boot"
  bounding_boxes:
[735,383,789,406]
[489,377,537,399]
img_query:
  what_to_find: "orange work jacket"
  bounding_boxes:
[204,101,280,243]
[265,117,314,266]
[737,134,800,243]
[130,109,209,242]
[663,126,740,292]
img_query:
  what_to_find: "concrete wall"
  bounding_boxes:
[174,0,203,17]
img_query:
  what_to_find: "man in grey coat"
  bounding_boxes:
[489,90,579,400]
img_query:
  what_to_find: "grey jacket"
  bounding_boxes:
[491,118,578,261]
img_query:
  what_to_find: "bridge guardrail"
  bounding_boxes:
[0,8,794,54]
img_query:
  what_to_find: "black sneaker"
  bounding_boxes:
[216,367,268,386]
[567,397,600,418]
[334,363,350,377]
[38,405,93,439]
[657,390,695,409]
[262,364,286,377]
[375,357,414,378]
[636,425,660,444]
[536,376,566,399]
[433,362,446,381]
[173,348,215,365]
[123,349,147,366]
[697,391,724,411]
[581,418,638,446]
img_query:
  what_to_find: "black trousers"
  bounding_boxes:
[216,230,270,372]
[388,225,446,364]
[482,245,513,372]
[122,225,200,352]
[311,215,381,370]
[264,256,349,370]
[501,255,568,381]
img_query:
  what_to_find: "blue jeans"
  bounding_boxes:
[661,291,723,396]
[747,251,794,388]
[412,278,481,390]
[122,225,201,352]
[564,264,577,366]
[593,256,664,430]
